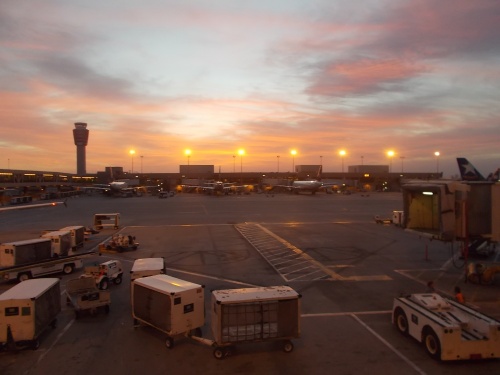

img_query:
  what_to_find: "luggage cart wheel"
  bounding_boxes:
[31,339,40,351]
[213,347,229,359]
[283,340,294,353]
[165,337,174,349]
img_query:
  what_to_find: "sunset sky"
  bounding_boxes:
[1,0,499,178]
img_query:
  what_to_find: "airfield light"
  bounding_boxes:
[238,149,245,173]
[387,150,395,173]
[291,149,297,172]
[434,151,440,174]
[185,149,191,166]
[129,149,136,173]
[339,150,346,173]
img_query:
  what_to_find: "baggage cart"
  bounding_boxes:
[0,278,61,350]
[66,277,111,318]
[93,213,120,230]
[206,286,301,359]
[131,274,205,348]
[130,258,166,281]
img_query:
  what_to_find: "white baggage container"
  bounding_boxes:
[210,286,301,359]
[0,278,61,350]
[131,274,204,348]
[130,258,166,281]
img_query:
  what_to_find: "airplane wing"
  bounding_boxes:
[0,201,66,212]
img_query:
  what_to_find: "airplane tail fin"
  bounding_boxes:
[316,165,322,180]
[487,168,500,182]
[456,158,485,181]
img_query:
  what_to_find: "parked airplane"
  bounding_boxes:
[288,180,329,194]
[266,180,335,195]
[0,201,66,212]
[457,158,500,182]
[181,181,250,195]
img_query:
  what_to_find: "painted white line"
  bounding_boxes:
[36,319,75,364]
[166,267,262,287]
[350,313,427,375]
[302,310,392,318]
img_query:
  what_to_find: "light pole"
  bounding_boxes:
[291,149,297,173]
[277,155,280,173]
[238,149,245,173]
[140,155,143,174]
[320,155,323,175]
[129,149,136,173]
[434,151,440,174]
[339,150,346,173]
[400,156,405,173]
[233,155,236,173]
[185,149,191,177]
[387,150,395,173]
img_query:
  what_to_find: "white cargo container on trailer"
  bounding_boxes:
[131,274,205,348]
[0,278,61,350]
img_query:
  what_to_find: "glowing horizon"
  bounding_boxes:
[1,1,499,178]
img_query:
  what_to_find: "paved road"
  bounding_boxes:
[0,192,499,375]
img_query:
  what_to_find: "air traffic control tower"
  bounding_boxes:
[73,122,89,175]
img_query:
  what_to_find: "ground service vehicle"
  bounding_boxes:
[130,258,166,281]
[60,226,85,250]
[81,260,124,290]
[0,278,60,350]
[131,275,301,359]
[100,234,138,253]
[41,230,71,256]
[206,286,301,359]
[466,262,500,285]
[93,213,120,230]
[0,238,53,267]
[393,293,500,360]
[65,277,111,318]
[0,256,84,282]
[131,274,205,348]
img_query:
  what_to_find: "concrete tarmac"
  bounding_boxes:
[0,192,499,375]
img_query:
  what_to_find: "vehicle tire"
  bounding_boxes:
[213,348,224,360]
[283,340,294,353]
[63,264,74,275]
[99,279,109,290]
[394,308,409,336]
[31,339,40,350]
[423,328,441,360]
[114,275,122,285]
[165,337,174,349]
[17,273,31,282]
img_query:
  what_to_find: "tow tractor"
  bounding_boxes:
[393,293,500,361]
[466,262,500,285]
[80,260,124,290]
[99,234,139,253]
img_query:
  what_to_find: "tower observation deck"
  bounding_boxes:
[73,122,89,175]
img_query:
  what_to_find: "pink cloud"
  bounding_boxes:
[307,58,427,96]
